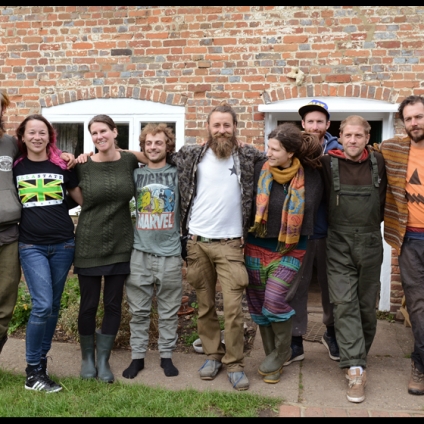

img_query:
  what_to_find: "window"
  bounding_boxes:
[43,99,186,156]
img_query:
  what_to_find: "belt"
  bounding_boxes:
[189,235,244,246]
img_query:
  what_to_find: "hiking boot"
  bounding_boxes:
[283,343,304,367]
[322,332,340,362]
[346,369,367,403]
[409,361,424,396]
[199,360,222,380]
[228,371,250,391]
[25,367,62,393]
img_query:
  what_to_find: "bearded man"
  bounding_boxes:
[166,103,265,391]
[380,95,424,397]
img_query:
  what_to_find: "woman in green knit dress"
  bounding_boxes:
[74,115,139,383]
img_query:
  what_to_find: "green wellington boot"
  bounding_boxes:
[79,334,97,379]
[259,319,293,377]
[96,331,116,383]
[259,326,283,384]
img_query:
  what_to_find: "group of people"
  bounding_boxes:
[0,90,424,406]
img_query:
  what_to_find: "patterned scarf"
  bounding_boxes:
[250,158,305,254]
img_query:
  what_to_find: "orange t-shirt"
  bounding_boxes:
[406,145,424,229]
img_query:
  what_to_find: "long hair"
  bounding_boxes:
[14,115,67,170]
[0,90,11,138]
[268,123,323,169]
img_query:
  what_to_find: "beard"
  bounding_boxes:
[407,127,424,144]
[145,150,167,164]
[208,133,238,159]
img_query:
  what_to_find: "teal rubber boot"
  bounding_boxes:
[79,334,97,380]
[96,331,115,383]
[259,319,293,377]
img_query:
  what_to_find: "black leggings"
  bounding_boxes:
[78,274,127,336]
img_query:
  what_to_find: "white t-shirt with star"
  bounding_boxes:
[189,149,243,239]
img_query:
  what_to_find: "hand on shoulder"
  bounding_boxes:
[77,152,94,164]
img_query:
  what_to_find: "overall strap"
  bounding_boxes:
[331,156,341,192]
[369,151,380,188]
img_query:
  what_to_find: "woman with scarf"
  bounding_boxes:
[245,122,323,385]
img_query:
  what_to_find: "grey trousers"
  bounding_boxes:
[399,238,424,374]
[0,241,21,340]
[289,238,334,337]
[327,230,382,369]
[125,250,182,359]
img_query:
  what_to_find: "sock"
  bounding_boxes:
[350,366,364,375]
[122,359,145,380]
[326,326,336,338]
[292,336,303,347]
[26,363,41,375]
[161,358,179,377]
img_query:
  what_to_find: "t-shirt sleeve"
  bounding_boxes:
[65,169,79,190]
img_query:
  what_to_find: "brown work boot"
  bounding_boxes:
[409,361,424,396]
[346,368,367,403]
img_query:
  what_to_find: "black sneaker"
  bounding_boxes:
[25,367,62,393]
[40,356,50,376]
[322,332,340,361]
[283,343,305,367]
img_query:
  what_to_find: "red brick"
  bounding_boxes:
[370,411,391,417]
[304,408,325,417]
[325,408,348,417]
[348,410,370,417]
[279,406,301,418]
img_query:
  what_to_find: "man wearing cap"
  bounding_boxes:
[286,100,343,367]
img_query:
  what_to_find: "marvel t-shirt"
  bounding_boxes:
[13,158,79,245]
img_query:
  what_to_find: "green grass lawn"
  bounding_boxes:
[0,370,280,417]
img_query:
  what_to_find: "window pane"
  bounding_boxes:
[116,124,129,150]
[53,123,84,157]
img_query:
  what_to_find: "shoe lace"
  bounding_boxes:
[412,365,424,382]
[348,373,363,388]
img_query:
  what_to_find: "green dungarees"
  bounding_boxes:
[326,153,383,369]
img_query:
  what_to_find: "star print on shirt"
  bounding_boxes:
[229,165,237,176]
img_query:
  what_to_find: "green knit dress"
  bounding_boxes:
[74,151,139,270]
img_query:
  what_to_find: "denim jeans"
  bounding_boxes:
[19,240,75,365]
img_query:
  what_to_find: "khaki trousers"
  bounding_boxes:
[0,241,21,339]
[186,239,248,372]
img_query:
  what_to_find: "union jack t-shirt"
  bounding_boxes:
[13,158,79,245]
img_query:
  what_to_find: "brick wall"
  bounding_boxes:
[2,6,424,312]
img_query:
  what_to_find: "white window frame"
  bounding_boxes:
[259,97,400,312]
[42,98,186,152]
